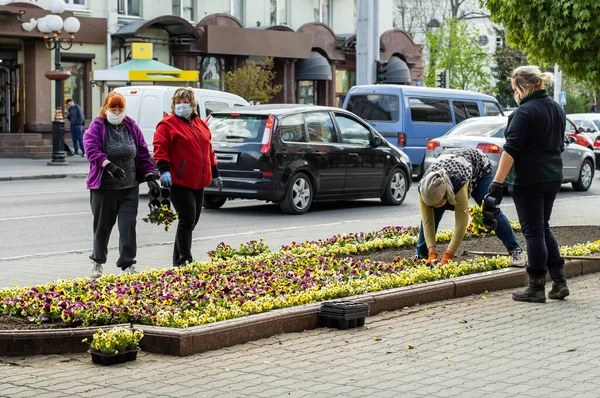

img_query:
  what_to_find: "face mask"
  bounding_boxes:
[513,91,523,106]
[106,110,125,125]
[175,103,193,118]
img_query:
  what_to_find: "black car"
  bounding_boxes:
[204,105,412,215]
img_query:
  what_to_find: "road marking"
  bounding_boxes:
[0,219,365,261]
[0,189,84,197]
[0,212,89,222]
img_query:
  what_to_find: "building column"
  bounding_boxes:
[172,52,198,70]
[24,40,52,133]
[273,58,296,104]
[329,61,337,106]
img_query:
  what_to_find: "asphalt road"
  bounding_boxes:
[2,175,600,260]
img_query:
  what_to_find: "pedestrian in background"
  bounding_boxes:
[152,87,223,267]
[417,147,525,265]
[66,98,85,157]
[488,65,567,303]
[83,92,160,278]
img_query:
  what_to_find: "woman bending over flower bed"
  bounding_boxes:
[417,148,525,266]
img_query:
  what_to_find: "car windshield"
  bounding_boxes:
[208,114,268,143]
[446,119,506,138]
[572,119,597,131]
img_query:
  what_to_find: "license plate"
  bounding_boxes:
[216,153,238,164]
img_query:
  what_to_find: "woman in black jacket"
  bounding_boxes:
[488,66,567,303]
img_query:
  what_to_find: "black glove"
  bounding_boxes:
[487,181,504,205]
[481,194,500,231]
[146,174,160,196]
[105,162,126,180]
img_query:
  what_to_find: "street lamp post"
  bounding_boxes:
[36,0,80,165]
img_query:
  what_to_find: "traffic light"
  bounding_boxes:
[375,60,388,84]
[437,71,446,88]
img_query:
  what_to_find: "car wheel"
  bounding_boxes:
[572,159,594,192]
[381,168,408,205]
[279,173,313,215]
[203,195,227,209]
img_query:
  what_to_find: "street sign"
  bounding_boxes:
[560,91,567,106]
[415,79,422,86]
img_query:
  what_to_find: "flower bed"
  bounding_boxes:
[2,209,599,329]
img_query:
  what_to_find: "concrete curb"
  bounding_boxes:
[0,259,597,357]
[0,324,130,357]
[0,173,88,182]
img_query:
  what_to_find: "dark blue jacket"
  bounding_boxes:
[67,103,85,127]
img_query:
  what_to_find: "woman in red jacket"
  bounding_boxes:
[153,87,223,267]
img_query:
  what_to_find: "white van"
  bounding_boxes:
[113,86,249,151]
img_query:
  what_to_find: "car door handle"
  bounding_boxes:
[313,151,324,156]
[349,153,359,157]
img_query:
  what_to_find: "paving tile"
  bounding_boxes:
[3,274,600,397]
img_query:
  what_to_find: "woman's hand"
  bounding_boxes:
[160,171,172,187]
[105,162,126,180]
[487,181,504,204]
[146,174,160,196]
[427,251,439,262]
[441,251,455,264]
[213,177,223,192]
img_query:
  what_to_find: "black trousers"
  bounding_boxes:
[170,184,204,266]
[508,181,564,278]
[89,186,139,269]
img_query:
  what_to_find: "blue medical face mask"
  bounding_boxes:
[174,103,193,118]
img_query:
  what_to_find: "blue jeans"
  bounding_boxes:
[71,125,84,155]
[416,171,521,258]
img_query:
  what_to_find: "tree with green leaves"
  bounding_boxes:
[481,0,600,85]
[425,17,490,91]
[563,76,596,114]
[222,57,282,104]
[492,29,528,108]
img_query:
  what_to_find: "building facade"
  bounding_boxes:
[0,0,424,158]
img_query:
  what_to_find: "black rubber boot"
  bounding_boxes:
[512,277,546,303]
[548,267,570,300]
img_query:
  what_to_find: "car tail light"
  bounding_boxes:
[262,171,274,177]
[229,113,241,117]
[477,143,501,153]
[594,138,600,148]
[426,140,440,150]
[205,114,212,123]
[260,114,275,154]
[398,133,406,146]
[130,91,137,94]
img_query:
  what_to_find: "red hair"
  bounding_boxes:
[97,92,126,118]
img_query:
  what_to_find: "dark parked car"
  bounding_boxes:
[204,105,412,214]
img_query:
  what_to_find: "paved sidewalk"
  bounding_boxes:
[0,157,89,181]
[2,273,599,397]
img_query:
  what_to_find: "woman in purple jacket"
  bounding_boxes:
[83,92,159,278]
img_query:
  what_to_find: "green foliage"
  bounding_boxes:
[492,29,528,108]
[207,239,270,261]
[564,93,589,114]
[481,0,600,86]
[143,204,178,232]
[563,75,595,113]
[425,18,490,91]
[222,57,282,104]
